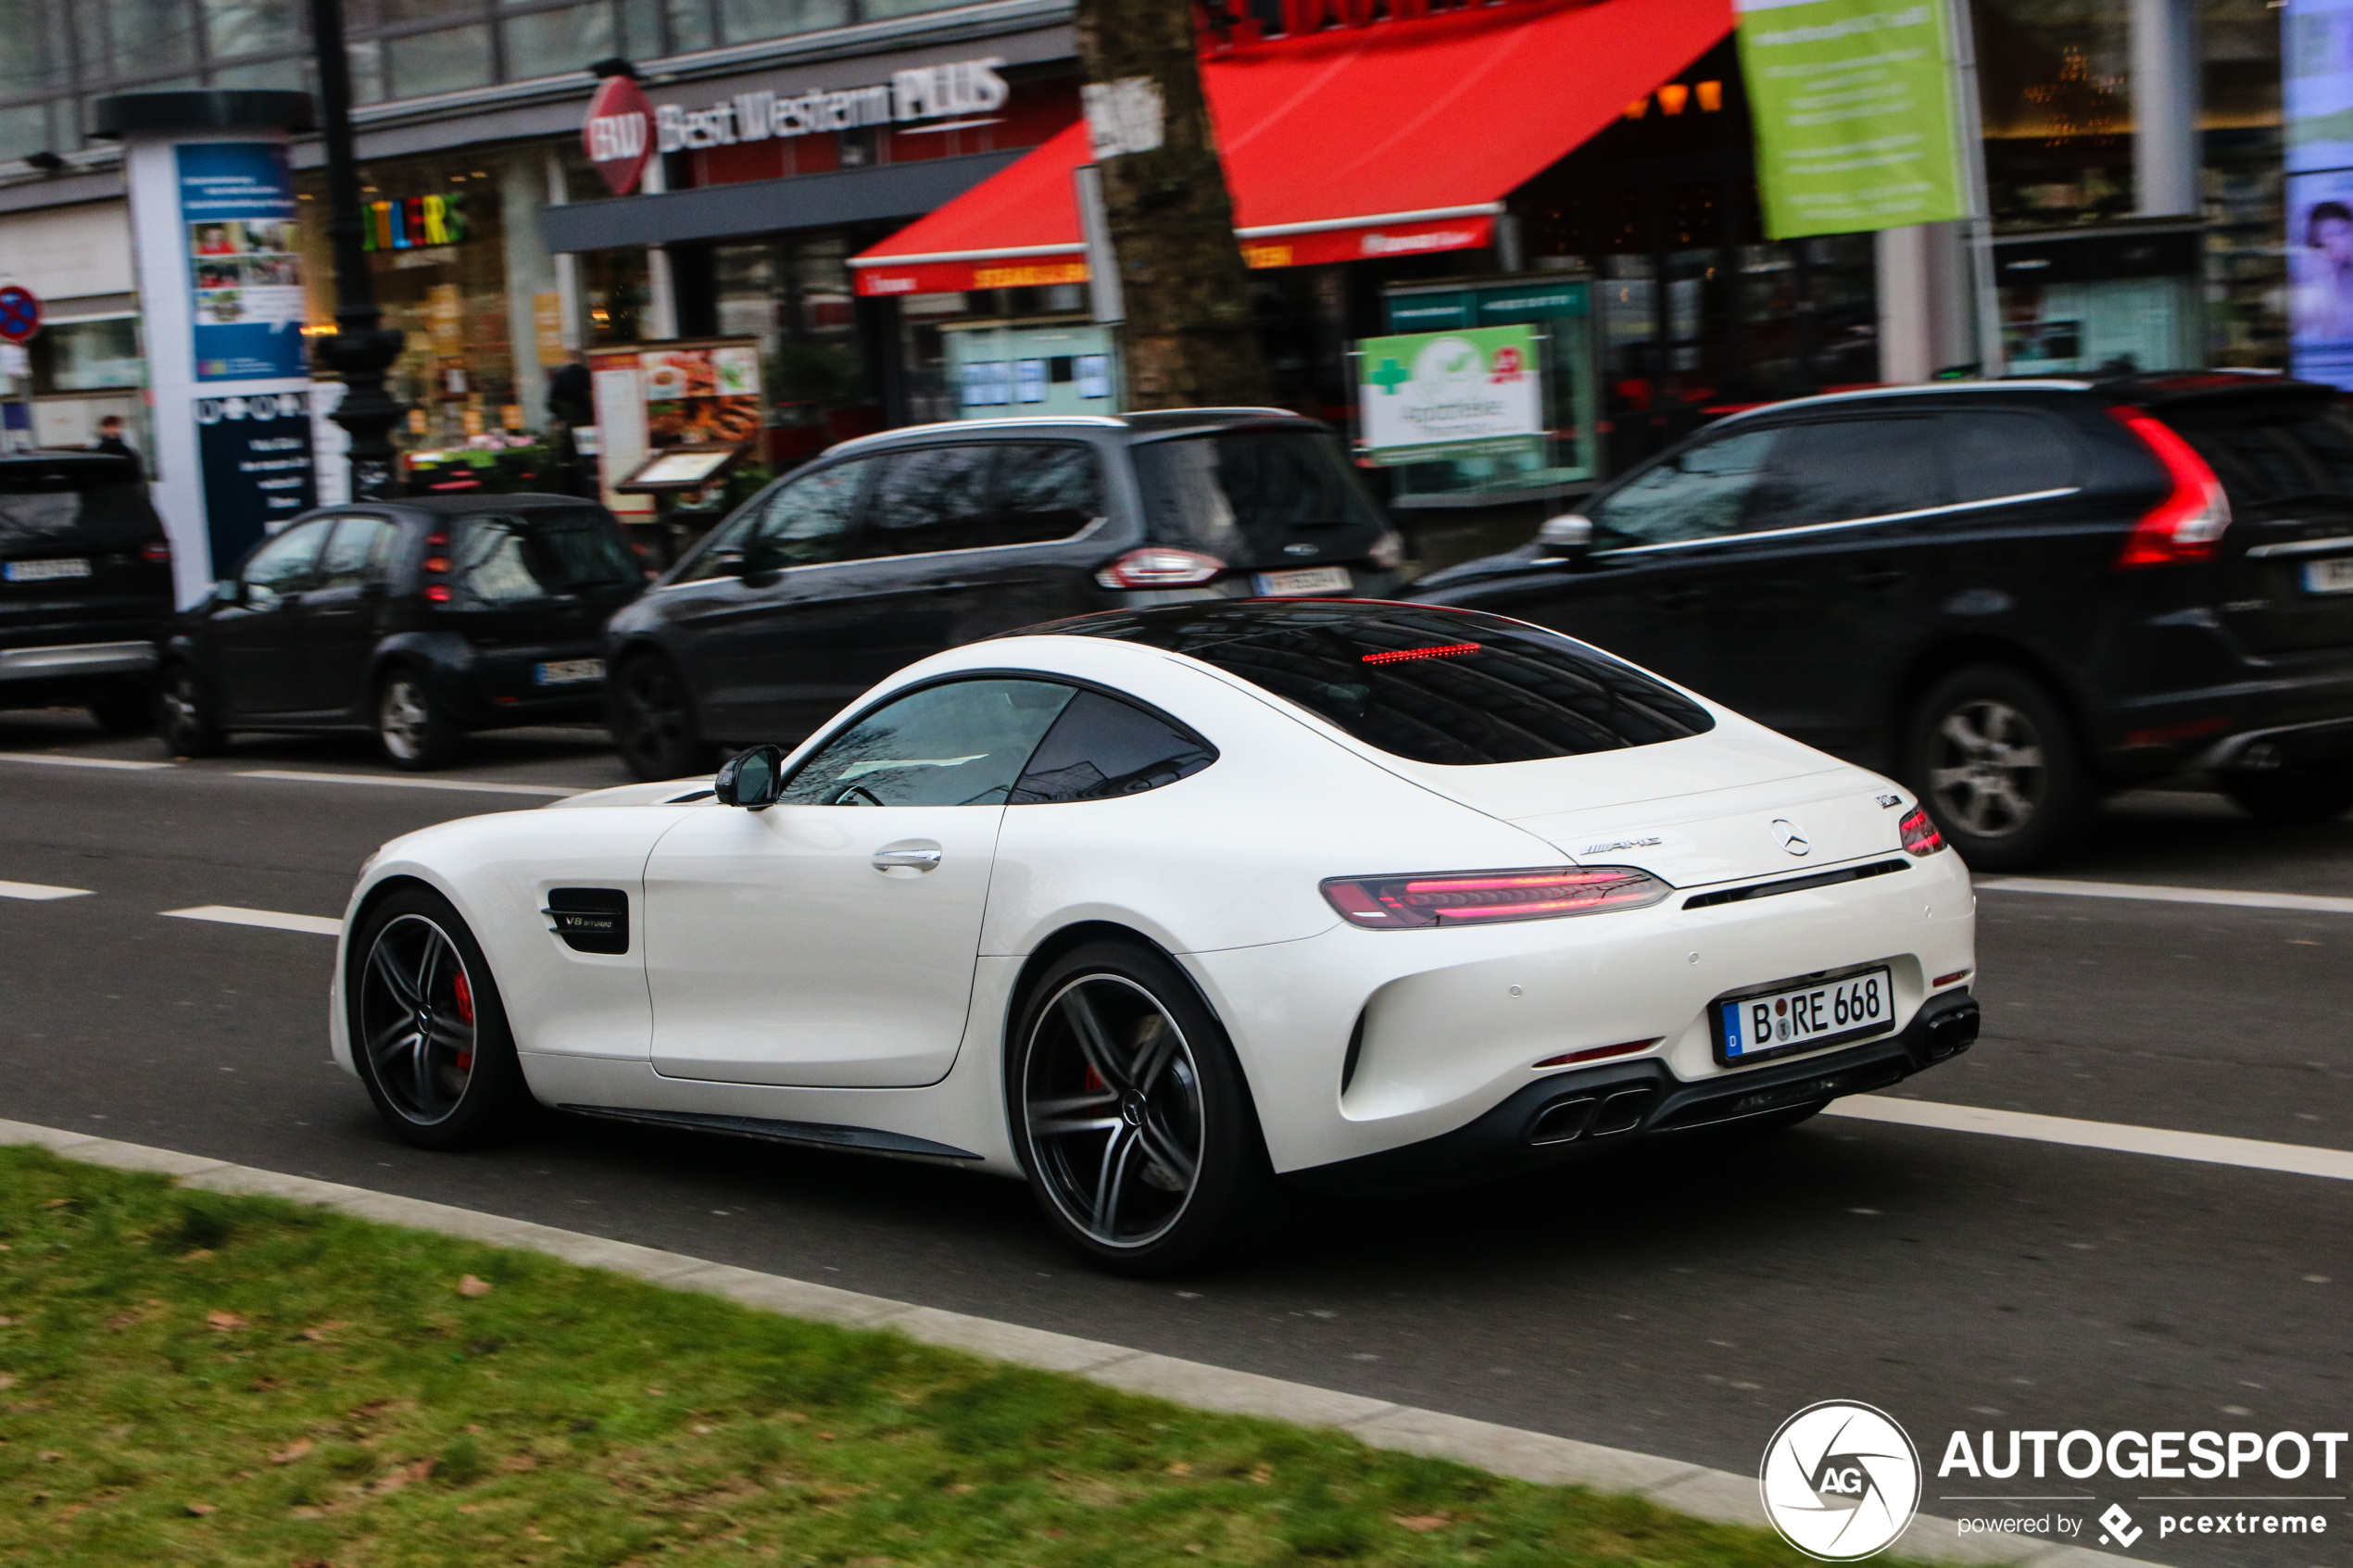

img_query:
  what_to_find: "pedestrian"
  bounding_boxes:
[93,413,143,478]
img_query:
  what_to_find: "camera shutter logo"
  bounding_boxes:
[1760,1400,1921,1561]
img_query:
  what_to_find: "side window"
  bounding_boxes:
[779,678,1076,807]
[316,515,399,589]
[1751,417,1946,529]
[1944,411,2080,504]
[1589,428,1780,550]
[747,458,869,571]
[994,443,1105,546]
[1010,689,1216,803]
[238,518,332,603]
[855,445,996,558]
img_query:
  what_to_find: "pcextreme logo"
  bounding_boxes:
[1761,1401,1924,1561]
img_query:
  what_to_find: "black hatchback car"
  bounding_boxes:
[0,448,174,732]
[601,409,1404,779]
[160,494,645,769]
[1412,372,2353,870]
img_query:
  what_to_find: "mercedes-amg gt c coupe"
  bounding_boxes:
[332,599,1980,1273]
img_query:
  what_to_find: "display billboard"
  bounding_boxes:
[2288,0,2353,384]
[1356,325,1544,467]
[176,144,308,382]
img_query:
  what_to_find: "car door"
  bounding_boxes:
[642,676,1077,1087]
[214,517,333,716]
[1702,413,1947,747]
[664,456,876,745]
[298,512,402,715]
[1475,424,1780,699]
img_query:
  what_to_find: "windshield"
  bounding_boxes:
[453,511,641,605]
[1132,429,1386,566]
[0,458,161,553]
[1042,601,1715,766]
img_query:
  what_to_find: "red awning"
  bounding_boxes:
[852,0,1735,295]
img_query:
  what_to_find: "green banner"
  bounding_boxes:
[1736,0,1969,239]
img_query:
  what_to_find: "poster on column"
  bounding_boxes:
[178,144,308,381]
[2287,0,2353,385]
[1735,0,1969,239]
[197,391,317,571]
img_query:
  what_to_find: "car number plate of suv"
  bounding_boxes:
[534,658,604,686]
[2303,557,2353,595]
[1253,566,1352,596]
[4,558,92,583]
[1714,966,1894,1067]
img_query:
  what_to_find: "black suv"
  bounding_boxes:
[1411,373,2353,869]
[160,494,644,769]
[600,409,1404,779]
[0,448,174,732]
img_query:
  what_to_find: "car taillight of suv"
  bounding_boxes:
[2108,407,2232,568]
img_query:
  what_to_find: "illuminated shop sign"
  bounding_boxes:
[655,57,1010,151]
[360,192,469,251]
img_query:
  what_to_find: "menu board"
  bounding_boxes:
[586,339,763,520]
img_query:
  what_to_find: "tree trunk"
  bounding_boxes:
[1075,0,1272,409]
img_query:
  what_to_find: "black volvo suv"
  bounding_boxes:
[601,409,1404,778]
[0,449,174,732]
[1412,373,2353,869]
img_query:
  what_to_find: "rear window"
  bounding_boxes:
[1045,602,1714,766]
[1132,429,1386,568]
[0,456,160,553]
[453,511,640,606]
[2157,401,2353,506]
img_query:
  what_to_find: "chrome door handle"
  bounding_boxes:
[872,845,942,872]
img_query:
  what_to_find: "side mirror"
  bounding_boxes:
[1536,512,1594,559]
[712,744,786,810]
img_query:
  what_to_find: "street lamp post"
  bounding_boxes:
[306,0,405,499]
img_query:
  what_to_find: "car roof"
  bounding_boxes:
[324,493,608,518]
[1712,370,2334,427]
[0,448,141,474]
[821,408,1329,461]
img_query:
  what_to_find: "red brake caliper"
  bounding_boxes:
[452,971,476,1072]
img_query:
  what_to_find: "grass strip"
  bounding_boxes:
[1,1144,1838,1568]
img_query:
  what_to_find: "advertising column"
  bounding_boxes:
[100,93,319,605]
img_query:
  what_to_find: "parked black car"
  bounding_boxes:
[0,448,174,732]
[1411,372,2353,870]
[160,494,645,769]
[601,409,1405,779]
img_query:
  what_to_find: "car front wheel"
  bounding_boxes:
[1906,665,2092,872]
[347,886,532,1149]
[610,654,708,781]
[1009,940,1280,1275]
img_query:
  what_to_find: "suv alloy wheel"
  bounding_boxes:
[1906,665,2092,872]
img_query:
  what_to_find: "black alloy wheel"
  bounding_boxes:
[2218,763,2353,823]
[1010,941,1282,1274]
[610,654,709,781]
[157,664,222,758]
[376,669,461,771]
[1906,665,2091,872]
[348,887,530,1149]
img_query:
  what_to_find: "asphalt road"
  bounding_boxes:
[3,709,2348,1568]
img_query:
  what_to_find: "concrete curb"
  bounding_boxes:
[0,1118,2158,1568]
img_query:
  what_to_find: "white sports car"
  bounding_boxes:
[332,600,1979,1273]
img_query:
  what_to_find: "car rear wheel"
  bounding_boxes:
[347,887,532,1149]
[1906,665,2092,872]
[377,670,461,771]
[610,654,708,781]
[2218,763,2353,823]
[157,665,223,758]
[88,683,155,735]
[1010,940,1279,1276]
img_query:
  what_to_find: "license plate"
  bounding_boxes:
[2303,557,2353,595]
[534,658,604,686]
[1715,966,1894,1067]
[1253,566,1352,596]
[3,558,92,583]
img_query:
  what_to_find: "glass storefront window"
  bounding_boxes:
[711,235,878,464]
[580,248,651,346]
[1975,0,2136,228]
[384,23,495,97]
[500,4,616,79]
[205,0,301,61]
[2205,0,2285,368]
[97,0,201,80]
[715,0,847,45]
[31,319,145,393]
[0,0,73,95]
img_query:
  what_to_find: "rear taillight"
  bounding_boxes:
[1321,865,1670,929]
[141,541,172,563]
[2108,407,2231,568]
[423,583,452,603]
[1899,806,1945,856]
[1095,546,1225,589]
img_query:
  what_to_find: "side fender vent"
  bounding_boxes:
[546,887,628,955]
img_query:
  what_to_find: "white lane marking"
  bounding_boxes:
[1829,1095,2353,1182]
[162,905,343,937]
[1976,875,2353,916]
[236,769,584,797]
[0,752,173,771]
[0,880,94,900]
